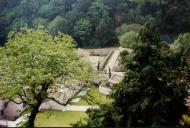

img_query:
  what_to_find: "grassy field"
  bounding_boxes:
[35,110,87,127]
[71,86,113,106]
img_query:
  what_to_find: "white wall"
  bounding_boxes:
[99,86,112,95]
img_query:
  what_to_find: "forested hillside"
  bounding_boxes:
[0,0,190,127]
[0,0,190,47]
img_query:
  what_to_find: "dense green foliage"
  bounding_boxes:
[173,33,190,56]
[0,28,92,127]
[118,23,142,35]
[0,0,190,47]
[119,31,138,49]
[75,19,190,127]
[171,33,190,69]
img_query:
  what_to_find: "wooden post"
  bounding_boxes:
[97,60,100,71]
[109,67,111,79]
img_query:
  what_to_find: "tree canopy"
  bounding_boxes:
[0,0,190,47]
[0,28,92,127]
[119,31,138,49]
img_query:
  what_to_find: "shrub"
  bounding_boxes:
[119,31,138,48]
[119,23,142,35]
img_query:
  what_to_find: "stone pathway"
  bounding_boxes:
[40,100,99,112]
[104,50,120,73]
[111,71,125,76]
[104,47,132,73]
[0,114,27,127]
[63,105,99,111]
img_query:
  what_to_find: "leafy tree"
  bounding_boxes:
[37,4,57,20]
[160,0,190,33]
[119,23,142,35]
[32,17,49,27]
[8,18,28,31]
[172,33,190,67]
[75,18,189,127]
[20,0,41,24]
[173,33,190,53]
[88,0,107,27]
[72,0,93,13]
[48,16,69,35]
[74,19,92,47]
[49,0,77,13]
[119,31,138,49]
[93,16,118,47]
[104,0,129,27]
[0,28,92,127]
[0,0,190,47]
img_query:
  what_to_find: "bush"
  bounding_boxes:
[119,23,142,35]
[180,114,190,126]
[119,31,138,49]
[32,17,48,27]
[47,16,68,35]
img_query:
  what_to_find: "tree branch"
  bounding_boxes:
[18,94,34,107]
[8,99,23,105]
[46,97,67,106]
[55,71,71,79]
[1,99,23,113]
[47,83,88,106]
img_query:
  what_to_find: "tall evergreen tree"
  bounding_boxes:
[75,18,189,127]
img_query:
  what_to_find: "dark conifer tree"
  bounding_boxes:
[74,18,189,127]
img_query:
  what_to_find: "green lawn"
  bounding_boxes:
[71,98,90,105]
[35,110,87,127]
[35,87,112,127]
[71,86,113,106]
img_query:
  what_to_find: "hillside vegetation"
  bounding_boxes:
[0,0,190,47]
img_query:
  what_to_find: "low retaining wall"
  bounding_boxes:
[112,66,123,72]
[99,82,112,95]
[99,51,114,71]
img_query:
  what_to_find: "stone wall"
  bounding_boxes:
[0,100,24,121]
[99,51,114,71]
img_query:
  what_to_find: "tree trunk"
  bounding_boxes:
[28,102,41,128]
[28,84,49,127]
